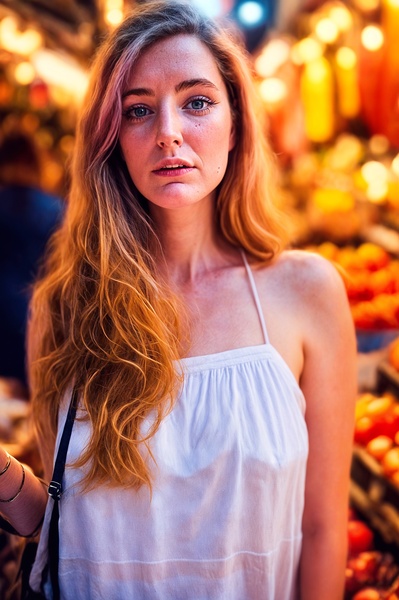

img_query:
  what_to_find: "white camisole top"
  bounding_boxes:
[31,252,309,599]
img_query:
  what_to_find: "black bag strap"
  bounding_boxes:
[48,388,78,501]
[47,388,78,600]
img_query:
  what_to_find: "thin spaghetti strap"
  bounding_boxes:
[240,250,270,345]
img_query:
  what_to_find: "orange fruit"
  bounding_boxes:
[366,435,393,460]
[352,590,381,600]
[348,520,374,555]
[337,247,358,271]
[365,396,394,417]
[354,417,376,445]
[317,242,339,261]
[370,269,396,296]
[356,242,390,271]
[381,447,399,476]
[355,393,375,420]
[352,303,378,330]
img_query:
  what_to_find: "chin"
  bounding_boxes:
[148,193,212,211]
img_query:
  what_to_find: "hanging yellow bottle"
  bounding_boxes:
[335,47,360,120]
[300,56,335,143]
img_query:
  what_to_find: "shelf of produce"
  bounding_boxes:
[351,445,399,548]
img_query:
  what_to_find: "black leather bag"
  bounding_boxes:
[1,390,77,600]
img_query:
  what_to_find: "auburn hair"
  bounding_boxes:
[29,0,288,489]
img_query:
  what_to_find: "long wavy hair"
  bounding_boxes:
[29,0,288,489]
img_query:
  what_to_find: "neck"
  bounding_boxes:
[150,200,236,286]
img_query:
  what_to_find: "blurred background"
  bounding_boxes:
[2,2,399,599]
[1,0,399,244]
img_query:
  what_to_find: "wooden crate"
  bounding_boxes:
[351,445,399,548]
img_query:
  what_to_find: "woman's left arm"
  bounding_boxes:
[298,254,357,600]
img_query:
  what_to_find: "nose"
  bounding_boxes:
[156,105,183,149]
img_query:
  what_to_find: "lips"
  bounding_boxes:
[164,164,184,168]
[152,158,194,176]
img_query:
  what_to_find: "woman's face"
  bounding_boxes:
[119,34,235,212]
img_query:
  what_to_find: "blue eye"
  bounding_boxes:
[123,105,151,121]
[132,106,148,118]
[191,99,206,110]
[186,96,215,113]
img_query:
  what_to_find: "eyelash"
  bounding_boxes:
[186,96,216,113]
[122,96,217,122]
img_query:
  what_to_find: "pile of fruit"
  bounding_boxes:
[307,242,399,330]
[354,393,399,485]
[346,509,399,599]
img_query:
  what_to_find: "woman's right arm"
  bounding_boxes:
[0,445,48,536]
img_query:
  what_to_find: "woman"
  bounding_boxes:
[0,2,357,598]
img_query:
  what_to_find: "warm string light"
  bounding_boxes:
[315,17,340,44]
[361,25,384,51]
[291,37,323,65]
[361,161,388,183]
[14,61,35,85]
[104,0,124,27]
[361,161,389,203]
[329,6,353,32]
[258,77,287,109]
[254,39,291,78]
[0,16,42,56]
[31,50,89,104]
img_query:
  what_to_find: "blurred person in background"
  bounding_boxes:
[0,130,64,391]
[0,2,356,599]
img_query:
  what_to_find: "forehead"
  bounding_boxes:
[124,34,226,89]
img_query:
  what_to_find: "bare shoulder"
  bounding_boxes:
[273,248,341,282]
[256,248,346,300]
[247,249,355,381]
[255,248,352,340]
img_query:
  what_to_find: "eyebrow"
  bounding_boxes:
[122,78,219,99]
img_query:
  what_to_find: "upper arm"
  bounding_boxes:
[298,253,357,534]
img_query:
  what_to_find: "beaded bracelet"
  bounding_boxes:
[0,453,11,477]
[0,463,25,503]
